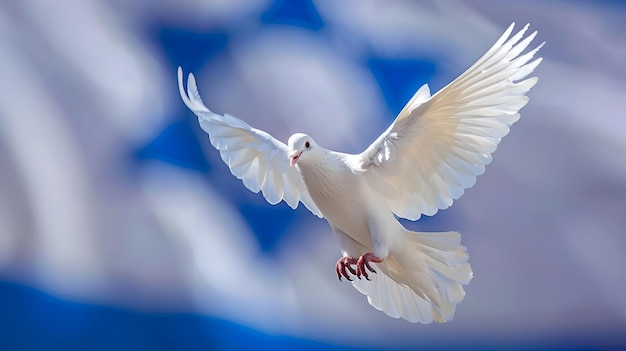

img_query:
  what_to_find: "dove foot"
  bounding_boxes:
[335,256,358,281]
[356,252,383,280]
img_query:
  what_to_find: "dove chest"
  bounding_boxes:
[297,160,372,237]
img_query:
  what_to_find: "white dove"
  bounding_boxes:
[178,23,543,323]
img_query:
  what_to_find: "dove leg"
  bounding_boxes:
[356,252,383,280]
[332,227,370,281]
[335,256,358,281]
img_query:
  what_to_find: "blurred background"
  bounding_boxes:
[1,0,625,350]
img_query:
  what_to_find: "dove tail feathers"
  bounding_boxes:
[352,230,472,323]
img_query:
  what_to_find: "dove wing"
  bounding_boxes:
[178,67,323,218]
[358,23,543,220]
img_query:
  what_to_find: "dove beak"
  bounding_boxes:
[289,151,301,167]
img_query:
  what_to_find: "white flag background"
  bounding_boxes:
[0,1,624,349]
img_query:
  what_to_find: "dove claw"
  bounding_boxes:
[336,256,358,282]
[356,252,383,280]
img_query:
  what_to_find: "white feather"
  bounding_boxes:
[177,67,323,218]
[359,23,543,221]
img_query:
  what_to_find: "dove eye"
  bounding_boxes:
[305,141,310,149]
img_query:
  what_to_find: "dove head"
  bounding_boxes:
[288,133,318,167]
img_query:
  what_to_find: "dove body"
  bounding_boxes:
[288,134,402,260]
[178,23,543,323]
